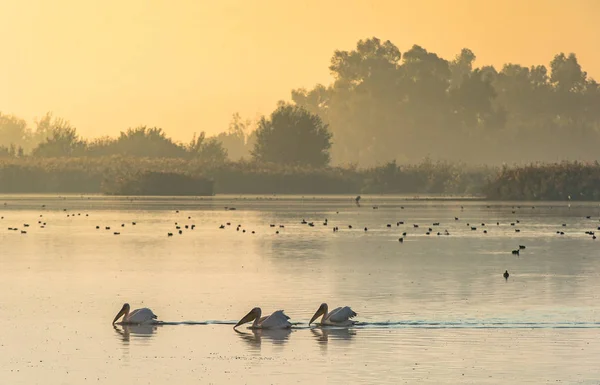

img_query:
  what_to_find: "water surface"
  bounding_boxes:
[1,195,599,384]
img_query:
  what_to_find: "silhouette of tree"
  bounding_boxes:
[216,113,252,161]
[114,126,186,158]
[252,104,332,167]
[0,113,31,150]
[187,132,228,164]
[32,118,85,157]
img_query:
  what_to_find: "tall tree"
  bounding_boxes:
[252,105,332,167]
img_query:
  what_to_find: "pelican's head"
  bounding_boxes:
[234,307,261,329]
[112,303,130,324]
[309,303,328,325]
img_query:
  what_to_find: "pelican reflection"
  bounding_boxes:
[235,328,292,348]
[113,323,158,342]
[311,327,356,343]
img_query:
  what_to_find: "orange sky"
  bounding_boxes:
[0,0,598,140]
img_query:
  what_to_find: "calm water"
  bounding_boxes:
[1,195,600,384]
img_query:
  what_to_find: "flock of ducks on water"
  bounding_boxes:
[112,302,358,330]
[3,199,600,327]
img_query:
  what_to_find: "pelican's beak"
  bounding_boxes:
[112,307,126,325]
[234,309,257,329]
[309,307,325,326]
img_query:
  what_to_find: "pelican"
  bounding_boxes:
[112,303,158,325]
[309,303,357,326]
[234,307,292,329]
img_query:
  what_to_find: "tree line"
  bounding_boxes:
[3,37,599,168]
[292,38,600,165]
[0,106,332,167]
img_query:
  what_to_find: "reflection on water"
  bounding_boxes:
[310,327,356,343]
[235,328,293,350]
[113,324,158,342]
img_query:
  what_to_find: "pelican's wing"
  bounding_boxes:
[128,308,158,324]
[260,310,292,329]
[327,306,357,323]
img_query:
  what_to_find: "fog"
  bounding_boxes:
[1,1,600,166]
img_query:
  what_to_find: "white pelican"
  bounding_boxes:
[234,307,292,329]
[112,303,158,325]
[309,303,357,326]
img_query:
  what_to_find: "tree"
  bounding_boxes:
[114,126,186,158]
[187,132,228,164]
[0,113,31,150]
[550,53,586,93]
[252,104,332,167]
[32,123,85,157]
[216,113,253,161]
[32,112,70,148]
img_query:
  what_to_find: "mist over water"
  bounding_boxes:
[1,196,599,383]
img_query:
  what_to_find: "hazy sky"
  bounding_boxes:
[1,0,598,140]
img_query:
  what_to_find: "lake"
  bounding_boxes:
[1,195,599,384]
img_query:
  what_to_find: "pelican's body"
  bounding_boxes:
[309,303,357,326]
[234,307,292,330]
[112,303,158,325]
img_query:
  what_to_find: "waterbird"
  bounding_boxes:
[309,303,357,326]
[504,270,510,280]
[112,303,158,325]
[234,308,291,330]
[512,249,520,255]
[519,245,526,249]
[399,238,404,243]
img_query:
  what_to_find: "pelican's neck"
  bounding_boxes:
[321,304,328,324]
[252,309,261,328]
[123,307,130,322]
